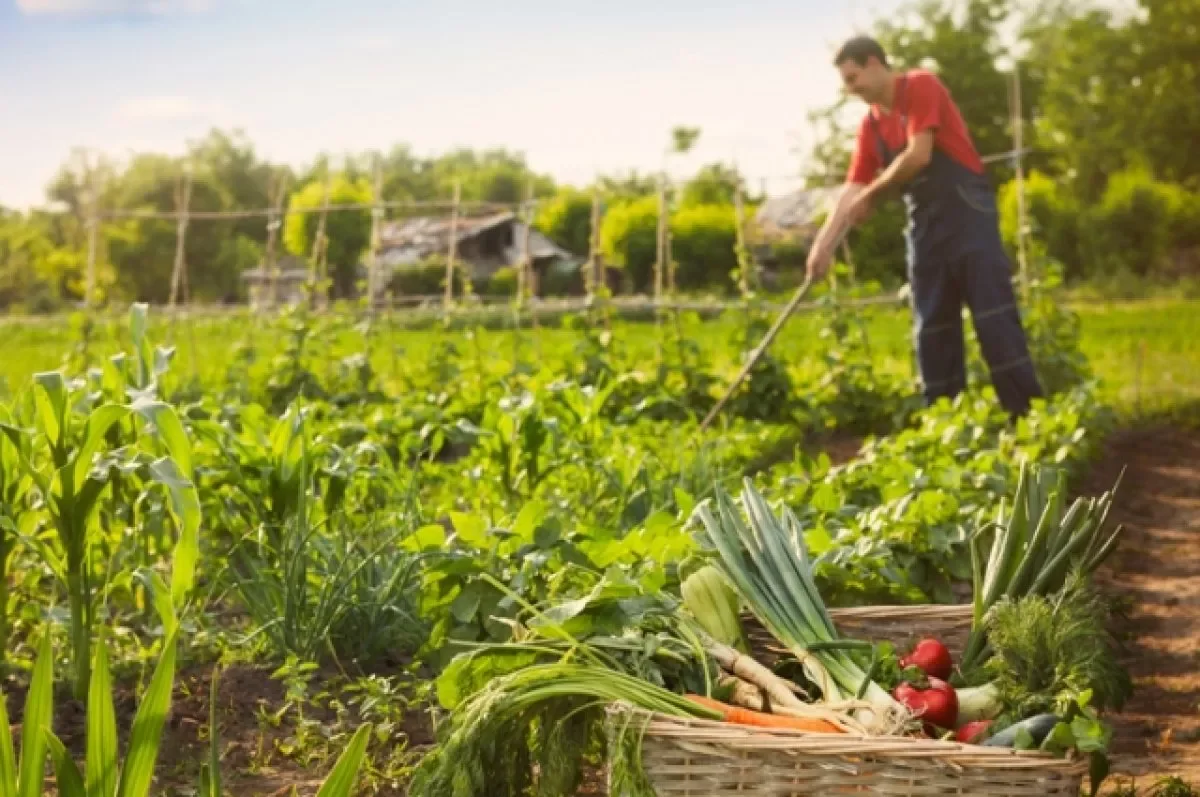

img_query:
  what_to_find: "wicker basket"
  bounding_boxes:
[744,604,975,667]
[606,705,1088,796]
[605,603,1088,796]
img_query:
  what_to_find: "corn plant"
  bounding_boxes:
[0,371,201,701]
[0,403,34,663]
[0,629,54,797]
[43,626,178,797]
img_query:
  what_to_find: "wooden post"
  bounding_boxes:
[168,160,194,309]
[522,182,535,304]
[734,178,750,298]
[655,177,667,306]
[265,170,288,309]
[310,170,332,309]
[367,155,384,312]
[586,189,601,299]
[444,180,461,314]
[84,155,99,310]
[1011,61,1030,301]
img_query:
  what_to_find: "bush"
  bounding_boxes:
[483,266,518,297]
[539,261,583,296]
[998,171,1083,279]
[670,204,737,291]
[388,257,464,297]
[1083,166,1184,277]
[600,196,659,293]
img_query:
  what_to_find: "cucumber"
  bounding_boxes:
[981,714,1061,748]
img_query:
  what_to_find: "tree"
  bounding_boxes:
[283,173,374,299]
[534,188,593,256]
[600,196,659,292]
[681,164,743,207]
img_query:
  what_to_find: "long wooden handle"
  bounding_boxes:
[698,275,814,433]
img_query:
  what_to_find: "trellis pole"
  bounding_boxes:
[1011,60,1030,301]
[367,155,384,314]
[585,189,600,300]
[734,177,751,298]
[522,181,539,335]
[83,153,100,310]
[265,170,289,309]
[168,160,194,309]
[444,180,461,317]
[654,177,667,308]
[309,169,332,310]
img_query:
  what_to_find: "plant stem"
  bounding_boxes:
[67,565,91,701]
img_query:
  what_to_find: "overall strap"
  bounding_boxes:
[869,74,910,165]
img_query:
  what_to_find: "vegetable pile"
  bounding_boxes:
[409,465,1130,797]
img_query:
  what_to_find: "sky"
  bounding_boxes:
[0,0,912,210]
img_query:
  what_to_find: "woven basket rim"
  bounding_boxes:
[605,703,1088,773]
[826,603,974,621]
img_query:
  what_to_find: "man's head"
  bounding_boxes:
[834,36,891,104]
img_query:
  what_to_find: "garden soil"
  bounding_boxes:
[1087,425,1200,789]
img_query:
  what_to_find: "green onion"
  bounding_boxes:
[692,478,900,726]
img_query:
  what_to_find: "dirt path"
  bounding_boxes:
[1085,425,1200,785]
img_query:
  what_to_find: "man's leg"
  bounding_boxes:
[961,243,1044,416]
[911,258,967,406]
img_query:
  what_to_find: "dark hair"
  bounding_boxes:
[834,36,889,68]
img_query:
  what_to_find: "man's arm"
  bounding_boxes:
[858,130,934,206]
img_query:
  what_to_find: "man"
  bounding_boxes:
[806,35,1043,417]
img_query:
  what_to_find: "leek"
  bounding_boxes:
[692,478,901,728]
[961,462,1124,674]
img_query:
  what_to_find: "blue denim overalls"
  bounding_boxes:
[870,76,1043,417]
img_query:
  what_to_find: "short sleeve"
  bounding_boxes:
[904,72,945,138]
[846,115,880,185]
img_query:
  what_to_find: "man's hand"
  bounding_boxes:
[847,191,874,226]
[806,240,834,282]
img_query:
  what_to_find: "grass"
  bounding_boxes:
[2,297,1194,421]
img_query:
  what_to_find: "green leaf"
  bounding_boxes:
[1088,751,1110,797]
[449,512,489,548]
[33,371,69,450]
[115,630,178,797]
[87,631,118,797]
[512,501,544,543]
[131,400,193,479]
[403,524,446,553]
[314,723,372,797]
[71,404,130,494]
[44,732,87,797]
[0,679,16,795]
[133,569,178,641]
[673,487,696,517]
[146,458,201,608]
[18,629,53,797]
[450,583,483,624]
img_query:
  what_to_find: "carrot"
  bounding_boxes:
[685,695,846,733]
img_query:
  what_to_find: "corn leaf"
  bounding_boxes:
[18,629,54,797]
[131,400,193,479]
[33,371,69,452]
[44,732,87,797]
[69,404,130,494]
[0,680,16,795]
[315,723,372,797]
[115,630,178,797]
[88,631,119,797]
[146,457,200,607]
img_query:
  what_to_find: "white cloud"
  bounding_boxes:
[116,95,224,122]
[17,0,212,16]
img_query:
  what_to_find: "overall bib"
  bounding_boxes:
[870,77,1044,417]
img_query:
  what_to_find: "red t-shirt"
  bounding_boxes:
[846,69,985,185]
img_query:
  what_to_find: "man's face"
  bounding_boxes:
[838,58,884,104]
